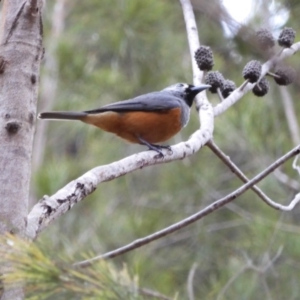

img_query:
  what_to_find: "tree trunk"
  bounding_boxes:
[0,0,43,298]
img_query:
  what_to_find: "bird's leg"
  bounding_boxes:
[137,136,172,157]
[138,136,164,157]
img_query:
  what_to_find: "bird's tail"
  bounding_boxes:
[38,111,87,120]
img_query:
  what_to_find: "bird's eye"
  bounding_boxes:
[177,83,184,87]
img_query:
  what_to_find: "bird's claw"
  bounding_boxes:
[138,136,172,158]
[149,145,173,158]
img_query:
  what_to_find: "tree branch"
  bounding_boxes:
[181,0,300,213]
[213,42,300,117]
[179,0,212,114]
[73,144,300,267]
[26,126,214,240]
[207,140,300,210]
[180,0,204,85]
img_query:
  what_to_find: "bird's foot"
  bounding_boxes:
[138,137,172,158]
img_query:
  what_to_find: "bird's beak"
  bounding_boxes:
[190,84,211,94]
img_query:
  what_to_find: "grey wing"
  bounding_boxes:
[84,92,183,114]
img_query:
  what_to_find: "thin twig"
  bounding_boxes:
[242,246,283,274]
[239,79,249,91]
[217,246,283,300]
[273,169,300,191]
[216,88,224,102]
[187,263,198,300]
[259,246,283,273]
[266,71,280,79]
[73,144,300,267]
[207,140,300,210]
[216,265,249,300]
[293,155,300,176]
[279,86,300,146]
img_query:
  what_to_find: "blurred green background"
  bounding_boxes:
[30,0,300,299]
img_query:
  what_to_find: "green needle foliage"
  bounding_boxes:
[0,235,159,300]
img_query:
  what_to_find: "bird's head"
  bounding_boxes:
[162,83,210,106]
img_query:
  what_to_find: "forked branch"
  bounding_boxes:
[74,144,300,267]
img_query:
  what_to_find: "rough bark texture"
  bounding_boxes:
[0,0,43,298]
[0,0,43,233]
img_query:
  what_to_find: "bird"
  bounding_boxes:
[38,83,210,156]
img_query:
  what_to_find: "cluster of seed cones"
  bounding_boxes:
[194,27,297,99]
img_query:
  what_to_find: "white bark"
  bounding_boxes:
[26,119,214,240]
[0,0,43,232]
[0,0,43,298]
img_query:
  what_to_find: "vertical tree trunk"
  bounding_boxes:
[0,0,43,298]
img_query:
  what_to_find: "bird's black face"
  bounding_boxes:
[162,83,210,106]
[184,84,211,107]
